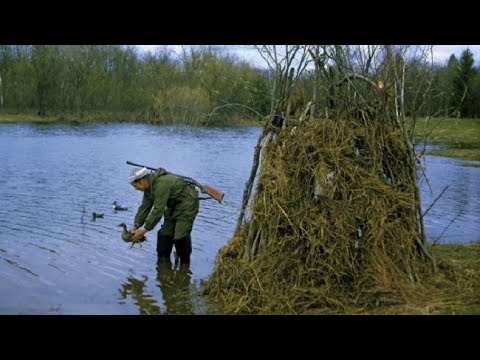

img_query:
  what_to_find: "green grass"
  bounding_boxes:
[422,243,480,314]
[0,112,57,123]
[413,117,480,161]
[0,111,143,124]
[391,243,480,315]
[0,111,261,127]
[304,243,480,315]
[427,149,479,161]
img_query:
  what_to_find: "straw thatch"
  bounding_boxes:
[204,117,432,314]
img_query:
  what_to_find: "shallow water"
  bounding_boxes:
[418,155,480,244]
[0,123,258,314]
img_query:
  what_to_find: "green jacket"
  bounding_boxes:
[134,168,193,231]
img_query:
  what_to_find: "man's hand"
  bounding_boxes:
[131,227,147,242]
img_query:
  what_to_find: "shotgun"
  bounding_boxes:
[126,160,224,204]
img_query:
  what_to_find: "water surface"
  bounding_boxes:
[0,123,258,314]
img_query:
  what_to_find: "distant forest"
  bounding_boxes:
[0,45,479,124]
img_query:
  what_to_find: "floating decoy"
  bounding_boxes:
[113,201,128,211]
[92,212,104,221]
[117,223,146,248]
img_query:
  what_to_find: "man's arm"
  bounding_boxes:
[143,182,171,231]
[134,194,153,229]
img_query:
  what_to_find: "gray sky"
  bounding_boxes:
[136,45,480,67]
[431,45,480,63]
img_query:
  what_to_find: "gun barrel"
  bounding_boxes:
[126,161,157,172]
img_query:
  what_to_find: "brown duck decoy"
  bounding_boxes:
[117,223,146,248]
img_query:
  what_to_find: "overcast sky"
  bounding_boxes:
[136,45,480,67]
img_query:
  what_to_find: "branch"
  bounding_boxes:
[422,185,449,217]
[336,73,380,89]
[235,128,270,232]
[208,102,264,120]
[433,204,466,245]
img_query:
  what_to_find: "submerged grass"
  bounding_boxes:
[426,149,479,161]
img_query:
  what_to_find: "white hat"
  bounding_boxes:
[128,167,149,184]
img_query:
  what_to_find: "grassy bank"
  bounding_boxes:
[0,111,260,127]
[413,117,480,161]
[0,111,143,124]
[0,112,58,123]
[301,243,480,315]
[380,243,480,315]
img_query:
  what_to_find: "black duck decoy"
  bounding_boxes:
[113,201,128,211]
[92,212,104,221]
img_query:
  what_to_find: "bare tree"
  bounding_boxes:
[237,45,436,266]
[236,45,312,260]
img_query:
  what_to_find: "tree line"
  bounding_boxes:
[0,45,478,124]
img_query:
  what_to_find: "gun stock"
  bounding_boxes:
[199,184,225,204]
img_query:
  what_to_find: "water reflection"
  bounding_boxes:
[118,260,194,315]
[118,275,161,315]
[156,260,194,315]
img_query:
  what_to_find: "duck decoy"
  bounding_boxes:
[117,223,146,248]
[113,201,128,211]
[92,212,104,221]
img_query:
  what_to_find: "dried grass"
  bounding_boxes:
[204,117,433,314]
